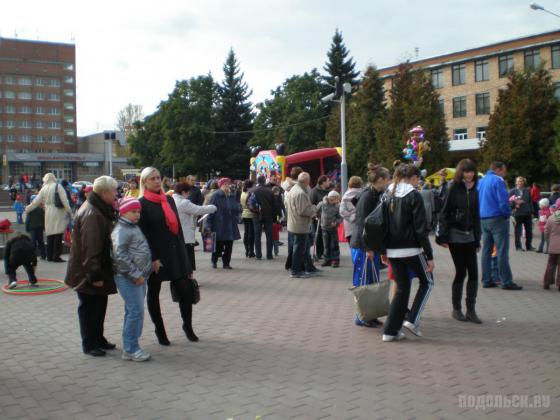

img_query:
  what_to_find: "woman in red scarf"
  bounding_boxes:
[138,167,197,345]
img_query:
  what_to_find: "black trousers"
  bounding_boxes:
[514,215,533,250]
[212,240,233,266]
[30,228,46,259]
[449,242,478,311]
[185,243,196,271]
[253,218,273,259]
[77,292,109,352]
[7,262,37,284]
[147,275,193,335]
[243,218,255,256]
[385,254,434,336]
[46,233,63,261]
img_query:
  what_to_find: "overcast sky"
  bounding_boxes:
[2,0,559,135]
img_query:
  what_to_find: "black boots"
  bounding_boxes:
[155,328,170,346]
[465,310,482,324]
[452,309,467,321]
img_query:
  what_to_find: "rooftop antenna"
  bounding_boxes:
[415,47,419,59]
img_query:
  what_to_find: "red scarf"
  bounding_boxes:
[143,190,179,236]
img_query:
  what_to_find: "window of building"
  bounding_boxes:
[36,135,45,143]
[20,106,32,114]
[4,91,15,99]
[552,45,560,69]
[476,127,487,140]
[48,93,60,101]
[554,82,560,101]
[48,121,61,129]
[36,78,45,87]
[48,79,61,87]
[36,121,44,129]
[452,64,466,86]
[6,135,15,142]
[5,105,15,114]
[63,63,74,71]
[4,76,16,85]
[48,107,60,115]
[64,102,74,110]
[499,54,514,77]
[20,135,33,143]
[64,129,75,136]
[49,135,62,143]
[36,106,44,115]
[475,92,491,115]
[475,60,489,82]
[17,92,32,100]
[63,89,74,97]
[438,99,445,115]
[453,96,467,118]
[431,68,444,89]
[64,76,74,84]
[453,128,468,140]
[6,120,15,129]
[36,92,45,100]
[524,49,541,71]
[19,120,32,129]
[64,115,75,123]
[18,77,32,86]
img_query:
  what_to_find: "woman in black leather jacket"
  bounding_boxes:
[436,159,482,324]
[383,164,434,342]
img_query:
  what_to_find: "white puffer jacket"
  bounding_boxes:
[172,193,217,244]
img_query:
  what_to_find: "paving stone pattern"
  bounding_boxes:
[0,225,559,419]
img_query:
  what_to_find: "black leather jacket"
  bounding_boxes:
[386,184,433,260]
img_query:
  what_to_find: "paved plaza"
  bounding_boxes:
[1,220,559,419]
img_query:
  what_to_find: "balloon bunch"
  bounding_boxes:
[402,125,431,167]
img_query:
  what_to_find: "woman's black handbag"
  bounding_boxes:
[170,277,200,304]
[191,278,200,304]
[54,184,64,208]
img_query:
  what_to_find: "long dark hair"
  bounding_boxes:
[453,159,478,185]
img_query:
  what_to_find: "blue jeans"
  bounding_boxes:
[291,232,308,275]
[481,217,513,286]
[115,274,147,353]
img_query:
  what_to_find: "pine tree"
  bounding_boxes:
[216,49,254,179]
[323,29,360,88]
[377,63,448,173]
[346,66,387,176]
[482,67,558,184]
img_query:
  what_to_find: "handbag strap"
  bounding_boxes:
[360,253,380,285]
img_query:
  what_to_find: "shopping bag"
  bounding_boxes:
[202,231,216,253]
[337,223,347,243]
[349,257,390,321]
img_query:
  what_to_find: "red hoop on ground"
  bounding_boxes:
[2,279,68,295]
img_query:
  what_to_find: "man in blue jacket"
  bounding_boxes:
[478,162,522,290]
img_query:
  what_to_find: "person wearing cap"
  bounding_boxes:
[111,197,153,362]
[205,177,242,269]
[25,194,46,260]
[65,176,119,357]
[317,190,343,267]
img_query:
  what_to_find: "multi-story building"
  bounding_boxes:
[77,131,133,181]
[378,29,560,161]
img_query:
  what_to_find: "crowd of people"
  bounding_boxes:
[3,157,559,354]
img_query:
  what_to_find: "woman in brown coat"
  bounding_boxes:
[65,176,118,357]
[544,204,560,290]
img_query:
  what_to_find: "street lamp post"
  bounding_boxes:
[530,2,560,18]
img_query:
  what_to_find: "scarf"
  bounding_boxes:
[143,189,179,236]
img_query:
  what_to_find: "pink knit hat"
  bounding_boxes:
[118,197,141,215]
[218,177,231,188]
[84,185,93,193]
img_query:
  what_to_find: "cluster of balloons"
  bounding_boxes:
[402,125,431,167]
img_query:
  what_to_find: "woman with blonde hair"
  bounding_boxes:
[26,173,72,262]
[138,167,196,345]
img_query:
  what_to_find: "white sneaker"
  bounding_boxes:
[403,321,423,337]
[122,349,151,362]
[382,331,406,342]
[8,281,17,289]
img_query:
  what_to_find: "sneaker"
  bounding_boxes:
[482,282,498,288]
[403,321,423,337]
[501,283,523,290]
[382,331,406,342]
[320,260,332,267]
[290,273,310,279]
[8,281,17,289]
[122,349,151,362]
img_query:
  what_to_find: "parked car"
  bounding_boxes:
[72,181,93,190]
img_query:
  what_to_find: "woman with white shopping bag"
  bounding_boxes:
[349,164,391,327]
[382,163,434,342]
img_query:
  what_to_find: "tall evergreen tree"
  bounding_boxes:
[377,62,448,172]
[323,29,360,88]
[482,67,558,184]
[216,49,255,179]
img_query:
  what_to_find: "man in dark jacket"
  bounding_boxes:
[25,195,46,260]
[186,175,203,206]
[309,175,331,259]
[4,234,37,289]
[251,175,277,259]
[65,176,118,357]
